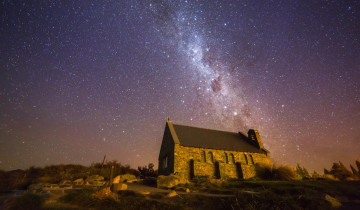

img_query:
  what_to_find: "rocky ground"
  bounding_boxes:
[1,173,360,209]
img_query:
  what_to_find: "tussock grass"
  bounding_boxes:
[255,163,298,181]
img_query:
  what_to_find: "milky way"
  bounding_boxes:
[149,1,258,130]
[1,0,359,172]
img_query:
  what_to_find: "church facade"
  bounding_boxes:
[158,120,271,179]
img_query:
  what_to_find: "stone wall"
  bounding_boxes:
[173,144,270,180]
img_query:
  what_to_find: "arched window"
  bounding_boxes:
[229,153,235,164]
[163,156,168,168]
[201,151,206,162]
[243,154,248,165]
[249,154,254,165]
[207,151,214,163]
[223,153,228,164]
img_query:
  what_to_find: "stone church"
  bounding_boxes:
[158,119,271,179]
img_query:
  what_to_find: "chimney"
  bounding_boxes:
[247,129,264,149]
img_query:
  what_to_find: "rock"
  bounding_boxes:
[120,174,136,182]
[186,188,190,193]
[325,194,341,208]
[86,175,104,182]
[126,178,138,183]
[86,175,105,186]
[209,178,223,185]
[324,174,339,181]
[112,175,120,184]
[59,180,72,185]
[167,190,178,197]
[73,178,84,185]
[110,183,127,193]
[157,174,189,189]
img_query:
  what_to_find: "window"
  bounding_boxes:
[229,153,235,164]
[163,156,168,168]
[223,153,228,164]
[201,151,206,162]
[243,154,248,165]
[249,154,254,165]
[207,151,214,163]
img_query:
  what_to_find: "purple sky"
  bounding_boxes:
[1,0,359,173]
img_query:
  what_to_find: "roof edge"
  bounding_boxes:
[172,123,240,135]
[167,121,180,144]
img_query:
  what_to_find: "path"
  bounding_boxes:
[127,183,235,197]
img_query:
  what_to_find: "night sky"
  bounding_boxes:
[1,0,359,173]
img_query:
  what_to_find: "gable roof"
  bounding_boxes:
[169,122,264,153]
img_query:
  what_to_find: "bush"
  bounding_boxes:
[255,163,297,181]
[138,163,158,178]
[89,160,139,180]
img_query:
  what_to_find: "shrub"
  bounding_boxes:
[255,163,297,181]
[138,163,158,178]
[89,160,139,179]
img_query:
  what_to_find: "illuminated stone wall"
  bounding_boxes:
[173,144,271,179]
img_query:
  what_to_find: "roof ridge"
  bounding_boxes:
[172,123,242,135]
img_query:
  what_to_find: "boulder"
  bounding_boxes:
[157,174,189,189]
[167,190,178,197]
[120,174,136,182]
[110,183,127,193]
[73,178,84,185]
[86,175,105,186]
[209,178,223,186]
[86,175,104,182]
[325,194,341,208]
[112,175,120,184]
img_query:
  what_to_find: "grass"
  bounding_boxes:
[8,193,45,210]
[58,188,179,210]
[223,179,360,209]
[255,163,298,181]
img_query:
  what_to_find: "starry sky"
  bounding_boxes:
[1,0,359,172]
